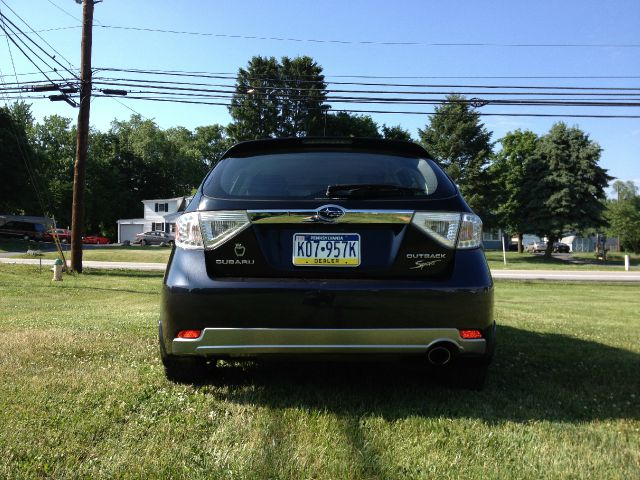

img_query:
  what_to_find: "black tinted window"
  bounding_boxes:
[203,151,455,199]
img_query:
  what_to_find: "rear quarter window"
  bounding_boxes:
[203,151,456,199]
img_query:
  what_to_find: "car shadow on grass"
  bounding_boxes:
[195,325,639,423]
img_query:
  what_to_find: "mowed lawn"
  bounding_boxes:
[0,265,638,479]
[19,245,171,264]
[485,250,640,270]
[5,237,638,271]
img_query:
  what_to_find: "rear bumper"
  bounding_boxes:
[161,248,494,357]
[170,327,490,357]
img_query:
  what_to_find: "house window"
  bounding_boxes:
[482,229,501,242]
[155,202,169,213]
[152,222,164,232]
[168,223,176,233]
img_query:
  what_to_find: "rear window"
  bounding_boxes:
[203,151,456,199]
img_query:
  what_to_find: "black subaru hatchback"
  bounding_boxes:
[160,137,495,387]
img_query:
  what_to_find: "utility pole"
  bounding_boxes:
[70,0,95,273]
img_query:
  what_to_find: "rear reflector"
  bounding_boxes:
[177,330,202,339]
[459,329,483,339]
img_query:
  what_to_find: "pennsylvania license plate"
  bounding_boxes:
[293,233,361,267]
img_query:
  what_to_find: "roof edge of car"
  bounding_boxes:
[220,137,432,160]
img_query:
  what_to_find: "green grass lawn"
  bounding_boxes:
[0,264,638,478]
[485,250,639,270]
[18,245,172,264]
[5,237,638,271]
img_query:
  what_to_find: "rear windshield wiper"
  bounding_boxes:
[326,183,424,198]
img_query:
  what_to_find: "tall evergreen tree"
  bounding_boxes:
[228,56,326,141]
[382,124,412,141]
[524,122,612,257]
[322,112,381,138]
[418,95,494,220]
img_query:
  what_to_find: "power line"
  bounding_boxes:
[6,66,637,81]
[109,94,146,118]
[88,85,640,108]
[0,8,78,80]
[0,77,77,87]
[45,0,103,26]
[93,24,640,49]
[94,67,640,81]
[0,14,68,86]
[0,69,78,78]
[90,78,640,98]
[0,25,79,36]
[94,94,640,118]
[1,0,77,73]
[7,84,640,108]
[0,11,77,105]
[95,67,640,91]
[1,7,19,87]
[44,0,81,23]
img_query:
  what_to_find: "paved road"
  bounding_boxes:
[0,258,166,271]
[491,269,640,282]
[2,257,639,281]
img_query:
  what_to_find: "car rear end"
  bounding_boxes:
[160,138,494,384]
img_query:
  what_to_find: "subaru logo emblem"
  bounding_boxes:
[317,205,345,222]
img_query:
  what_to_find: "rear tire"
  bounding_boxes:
[162,355,208,383]
[436,357,491,390]
[453,364,488,391]
[159,335,208,383]
[140,239,147,246]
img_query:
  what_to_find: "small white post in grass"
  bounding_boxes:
[625,254,630,271]
[502,235,507,266]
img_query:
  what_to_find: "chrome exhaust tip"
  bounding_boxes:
[427,344,456,366]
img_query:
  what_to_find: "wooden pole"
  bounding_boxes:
[70,0,94,273]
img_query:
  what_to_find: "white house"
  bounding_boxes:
[116,197,191,243]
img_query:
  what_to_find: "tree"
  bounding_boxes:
[30,114,76,226]
[611,179,638,201]
[227,56,326,140]
[489,130,539,252]
[193,124,233,168]
[418,95,494,220]
[524,122,612,257]
[322,112,381,138]
[382,124,412,141]
[0,103,45,215]
[606,181,640,253]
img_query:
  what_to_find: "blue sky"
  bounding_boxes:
[1,0,639,185]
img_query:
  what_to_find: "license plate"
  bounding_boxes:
[293,233,361,267]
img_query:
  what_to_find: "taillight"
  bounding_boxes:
[411,212,460,248]
[457,213,483,249]
[175,211,250,250]
[175,212,203,249]
[411,212,482,249]
[459,329,483,339]
[177,330,202,339]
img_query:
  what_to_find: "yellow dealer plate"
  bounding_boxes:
[293,233,361,267]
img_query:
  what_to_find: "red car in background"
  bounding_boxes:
[83,234,110,245]
[43,228,72,243]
